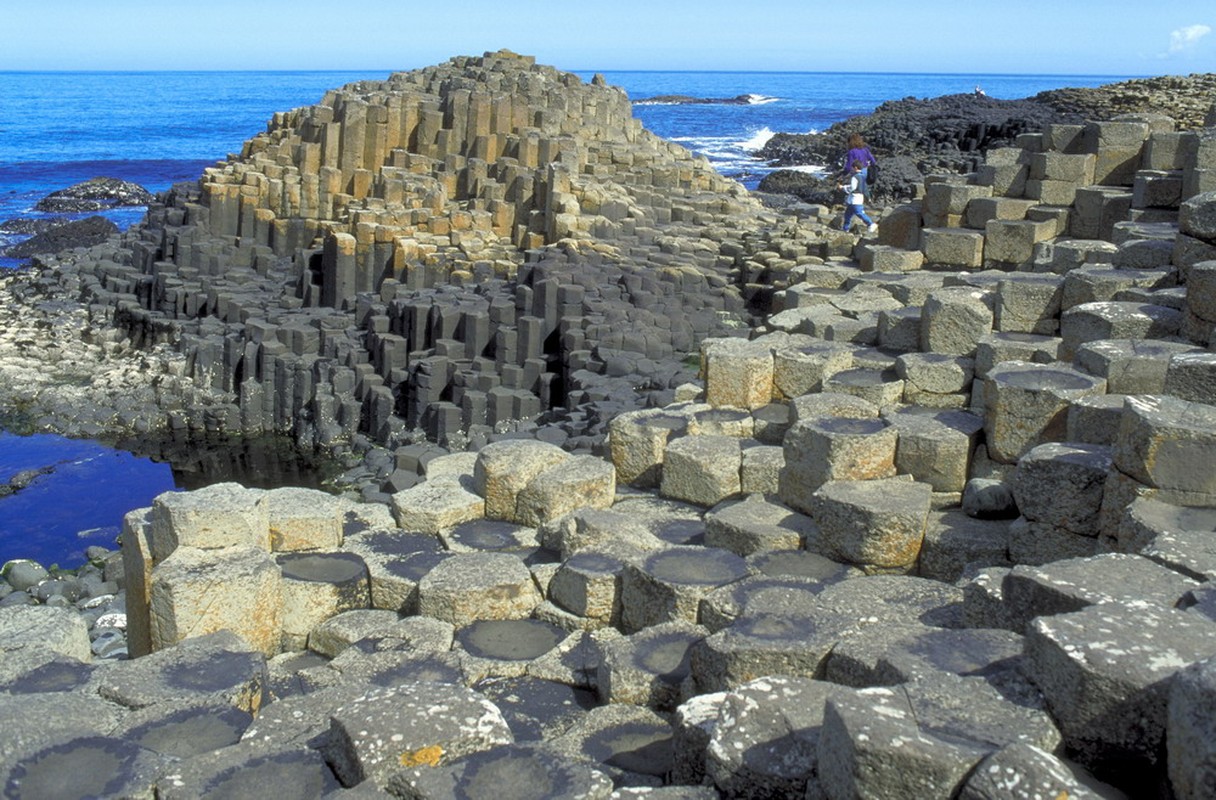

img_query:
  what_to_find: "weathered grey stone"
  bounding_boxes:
[703,676,845,799]
[620,546,749,633]
[739,443,783,495]
[816,684,988,800]
[686,407,755,438]
[670,691,725,786]
[1060,301,1183,360]
[1164,351,1216,404]
[918,510,1012,582]
[973,332,1062,377]
[514,455,616,527]
[702,337,775,410]
[475,439,570,522]
[920,287,994,356]
[983,361,1107,463]
[810,478,932,573]
[1067,393,1129,446]
[958,742,1119,800]
[322,682,513,788]
[703,494,816,556]
[263,486,344,552]
[276,552,371,651]
[156,743,341,799]
[340,529,447,614]
[1012,443,1112,537]
[148,545,283,656]
[1118,497,1216,580]
[0,604,91,665]
[596,620,706,710]
[608,409,690,488]
[1025,602,1216,792]
[659,435,742,508]
[538,507,666,560]
[391,477,485,535]
[772,342,853,399]
[885,407,983,493]
[697,573,838,634]
[473,675,598,742]
[148,483,269,561]
[416,552,540,626]
[455,618,569,682]
[1002,553,1200,634]
[95,630,266,714]
[544,703,674,787]
[1169,655,1216,800]
[2,735,168,800]
[778,416,897,514]
[691,611,855,694]
[307,609,419,658]
[1007,516,1101,566]
[1074,338,1201,394]
[1115,394,1216,495]
[387,743,613,800]
[787,391,878,424]
[810,574,964,630]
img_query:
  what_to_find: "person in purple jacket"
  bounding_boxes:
[841,133,878,193]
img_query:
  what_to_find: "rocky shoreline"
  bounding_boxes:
[2,51,1216,797]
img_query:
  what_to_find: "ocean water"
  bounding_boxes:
[0,68,1139,567]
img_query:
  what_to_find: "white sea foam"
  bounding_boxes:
[743,94,780,105]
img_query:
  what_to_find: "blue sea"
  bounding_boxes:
[0,68,1139,566]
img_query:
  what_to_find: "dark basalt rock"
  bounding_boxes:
[1,215,118,258]
[33,177,154,212]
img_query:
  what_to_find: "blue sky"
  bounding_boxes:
[2,0,1212,75]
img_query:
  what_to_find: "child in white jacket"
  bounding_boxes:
[838,161,877,233]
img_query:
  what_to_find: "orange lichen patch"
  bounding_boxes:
[399,745,444,768]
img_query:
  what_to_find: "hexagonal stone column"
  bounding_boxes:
[391,477,484,535]
[659,435,743,508]
[822,367,906,408]
[884,407,983,494]
[983,361,1107,463]
[514,455,616,527]
[323,682,512,788]
[704,494,817,556]
[920,287,994,356]
[454,618,568,681]
[276,552,371,651]
[148,483,269,562]
[1169,656,1216,800]
[474,439,570,522]
[1024,602,1216,793]
[1059,301,1182,360]
[148,546,283,656]
[1165,351,1216,403]
[416,552,540,626]
[608,408,690,488]
[620,546,749,633]
[810,478,933,573]
[772,341,853,400]
[341,529,447,613]
[1074,338,1201,394]
[263,487,344,552]
[701,337,775,410]
[388,744,612,800]
[1114,394,1216,496]
[596,620,706,710]
[779,416,897,514]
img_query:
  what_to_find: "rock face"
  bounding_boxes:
[33,177,155,212]
[4,53,1216,799]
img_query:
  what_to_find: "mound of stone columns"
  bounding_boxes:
[6,59,1216,798]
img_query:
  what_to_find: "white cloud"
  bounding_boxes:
[1168,24,1211,53]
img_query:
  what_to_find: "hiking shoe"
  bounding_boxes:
[867,223,878,233]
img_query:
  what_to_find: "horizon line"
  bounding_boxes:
[0,67,1164,80]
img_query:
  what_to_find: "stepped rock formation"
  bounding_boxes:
[57,49,772,458]
[5,53,1216,798]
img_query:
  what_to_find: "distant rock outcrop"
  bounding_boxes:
[33,177,154,212]
[634,94,768,105]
